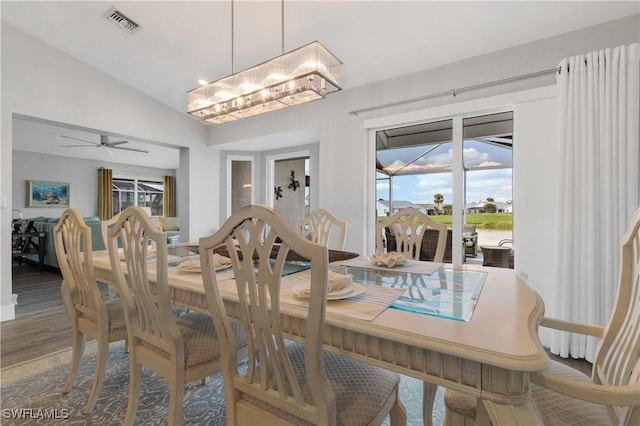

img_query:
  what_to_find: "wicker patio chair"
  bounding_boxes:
[498,238,515,269]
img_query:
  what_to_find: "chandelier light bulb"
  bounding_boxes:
[187,41,342,124]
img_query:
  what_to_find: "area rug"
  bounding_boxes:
[1,341,444,425]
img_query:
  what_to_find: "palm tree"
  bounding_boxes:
[434,193,444,214]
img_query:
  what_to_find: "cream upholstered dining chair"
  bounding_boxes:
[377,208,448,425]
[376,208,448,263]
[296,208,347,250]
[106,206,247,426]
[199,205,406,425]
[100,212,122,300]
[443,206,640,425]
[54,208,127,414]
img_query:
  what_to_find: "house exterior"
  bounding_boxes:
[377,200,427,216]
[466,201,513,214]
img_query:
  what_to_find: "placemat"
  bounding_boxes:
[340,256,442,276]
[280,270,405,322]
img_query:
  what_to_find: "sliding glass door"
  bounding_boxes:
[375,112,513,264]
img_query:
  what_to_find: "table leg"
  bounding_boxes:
[422,382,437,426]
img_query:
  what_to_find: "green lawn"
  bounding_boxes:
[378,213,513,230]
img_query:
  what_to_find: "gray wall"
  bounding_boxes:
[12,150,174,218]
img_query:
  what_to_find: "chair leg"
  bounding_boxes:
[81,334,109,414]
[423,382,438,426]
[124,357,141,426]
[62,330,85,394]
[168,370,186,426]
[389,387,407,425]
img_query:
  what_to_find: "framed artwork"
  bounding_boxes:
[27,180,70,208]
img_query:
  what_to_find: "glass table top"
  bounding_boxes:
[165,245,486,322]
[166,245,311,277]
[332,264,486,322]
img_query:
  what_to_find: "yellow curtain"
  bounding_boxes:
[98,168,113,220]
[163,175,176,217]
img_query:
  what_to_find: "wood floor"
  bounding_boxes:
[2,261,593,377]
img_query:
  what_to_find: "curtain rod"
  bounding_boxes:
[348,66,561,116]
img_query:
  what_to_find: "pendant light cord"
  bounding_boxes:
[231,0,235,74]
[281,0,285,54]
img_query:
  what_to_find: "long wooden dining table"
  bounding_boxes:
[91,249,549,425]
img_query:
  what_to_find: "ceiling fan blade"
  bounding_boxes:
[107,140,128,146]
[60,135,100,146]
[103,146,115,156]
[61,144,101,148]
[112,145,149,154]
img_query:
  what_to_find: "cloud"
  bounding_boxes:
[379,168,513,204]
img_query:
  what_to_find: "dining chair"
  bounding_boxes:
[443,207,640,425]
[106,206,247,426]
[54,208,127,414]
[200,204,406,425]
[376,208,448,263]
[100,212,122,300]
[296,208,347,250]
[377,208,448,425]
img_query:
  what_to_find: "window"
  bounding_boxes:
[376,112,513,262]
[112,177,164,216]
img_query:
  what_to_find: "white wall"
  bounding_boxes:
[1,23,215,320]
[2,14,638,321]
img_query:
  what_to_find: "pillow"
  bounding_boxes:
[46,217,60,223]
[83,216,101,224]
[160,216,179,232]
[30,216,49,223]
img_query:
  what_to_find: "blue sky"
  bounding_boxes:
[376,168,513,206]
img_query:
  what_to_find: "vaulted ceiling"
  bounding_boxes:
[3,1,638,168]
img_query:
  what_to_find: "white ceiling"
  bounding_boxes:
[3,1,639,168]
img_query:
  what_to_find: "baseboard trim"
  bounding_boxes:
[0,300,17,322]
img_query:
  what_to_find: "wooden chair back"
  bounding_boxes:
[376,208,448,262]
[54,208,105,319]
[106,207,178,359]
[296,208,347,250]
[100,212,121,249]
[593,207,640,423]
[200,205,335,425]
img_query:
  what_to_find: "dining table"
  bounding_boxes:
[91,245,549,426]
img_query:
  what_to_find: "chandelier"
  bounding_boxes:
[187,2,342,124]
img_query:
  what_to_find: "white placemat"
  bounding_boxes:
[280,270,405,322]
[340,256,442,276]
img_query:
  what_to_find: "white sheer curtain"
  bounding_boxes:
[552,43,639,361]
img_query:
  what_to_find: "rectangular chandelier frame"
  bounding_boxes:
[187,41,342,124]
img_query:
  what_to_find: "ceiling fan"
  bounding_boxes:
[60,134,149,155]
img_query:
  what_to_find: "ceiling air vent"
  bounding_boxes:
[103,7,142,35]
